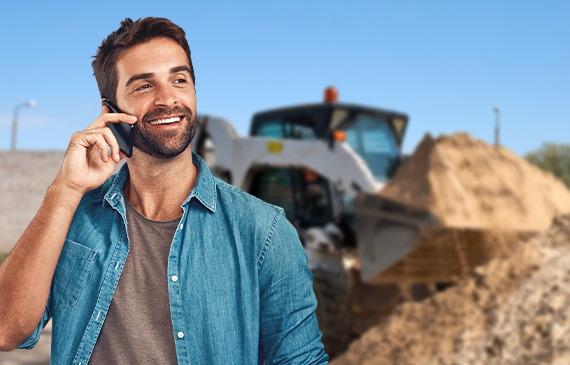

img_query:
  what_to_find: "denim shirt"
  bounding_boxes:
[18,152,329,365]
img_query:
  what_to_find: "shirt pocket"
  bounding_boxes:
[52,239,97,309]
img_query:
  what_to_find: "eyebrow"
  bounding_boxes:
[170,65,192,75]
[125,66,192,88]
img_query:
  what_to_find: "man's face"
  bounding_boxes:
[115,37,197,159]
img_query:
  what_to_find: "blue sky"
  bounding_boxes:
[0,1,568,156]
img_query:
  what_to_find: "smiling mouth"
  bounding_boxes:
[149,116,183,125]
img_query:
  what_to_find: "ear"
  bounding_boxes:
[101,99,111,114]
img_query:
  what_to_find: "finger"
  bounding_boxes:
[73,132,110,162]
[87,142,106,163]
[87,112,137,130]
[97,136,109,163]
[87,127,122,163]
[90,134,110,162]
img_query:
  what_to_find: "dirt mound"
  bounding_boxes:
[380,133,570,231]
[332,215,570,365]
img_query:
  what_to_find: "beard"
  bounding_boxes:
[132,105,197,159]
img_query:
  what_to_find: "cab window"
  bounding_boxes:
[256,121,283,138]
[253,115,317,140]
[249,168,332,227]
[249,168,295,219]
[341,115,399,181]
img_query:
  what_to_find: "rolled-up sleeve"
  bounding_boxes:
[17,300,51,350]
[258,211,329,364]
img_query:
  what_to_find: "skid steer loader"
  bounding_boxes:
[190,89,436,357]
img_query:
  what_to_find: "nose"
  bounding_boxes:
[153,82,177,108]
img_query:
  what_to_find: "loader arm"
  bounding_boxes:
[195,116,382,197]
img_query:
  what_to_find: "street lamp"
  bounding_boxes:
[11,100,36,151]
[493,106,501,147]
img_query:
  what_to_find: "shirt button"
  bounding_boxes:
[178,331,184,339]
[171,275,178,282]
[179,224,184,230]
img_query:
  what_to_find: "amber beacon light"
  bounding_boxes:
[333,131,347,142]
[324,86,338,103]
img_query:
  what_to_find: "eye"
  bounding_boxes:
[174,78,187,84]
[136,84,151,91]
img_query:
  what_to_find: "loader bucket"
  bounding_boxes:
[354,194,435,283]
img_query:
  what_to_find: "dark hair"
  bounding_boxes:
[92,17,195,106]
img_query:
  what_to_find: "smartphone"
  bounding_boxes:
[103,100,134,158]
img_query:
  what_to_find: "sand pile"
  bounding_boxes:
[336,134,570,362]
[332,215,570,365]
[380,133,570,231]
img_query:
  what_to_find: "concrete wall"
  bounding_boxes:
[0,151,66,253]
[0,151,125,253]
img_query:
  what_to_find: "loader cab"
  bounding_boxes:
[250,103,408,182]
[248,167,334,228]
[246,163,358,248]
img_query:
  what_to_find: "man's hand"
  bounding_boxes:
[57,105,137,196]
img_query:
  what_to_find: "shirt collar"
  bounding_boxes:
[104,151,217,213]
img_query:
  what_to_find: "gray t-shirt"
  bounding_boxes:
[90,199,180,364]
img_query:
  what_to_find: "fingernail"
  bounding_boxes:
[116,154,120,159]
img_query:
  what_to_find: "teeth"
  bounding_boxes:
[150,117,181,125]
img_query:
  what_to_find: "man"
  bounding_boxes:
[0,17,329,364]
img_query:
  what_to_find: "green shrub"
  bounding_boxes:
[526,143,570,189]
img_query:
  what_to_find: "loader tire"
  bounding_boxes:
[312,267,352,359]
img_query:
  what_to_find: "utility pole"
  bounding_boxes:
[11,100,35,151]
[493,106,501,147]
